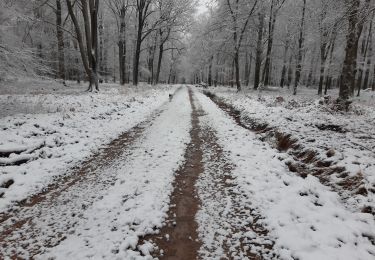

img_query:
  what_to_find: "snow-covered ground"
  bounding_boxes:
[38,87,192,259]
[207,86,375,213]
[1,81,374,260]
[195,90,375,260]
[0,80,174,211]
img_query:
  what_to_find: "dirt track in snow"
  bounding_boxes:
[0,87,274,259]
[0,106,165,257]
[2,86,374,259]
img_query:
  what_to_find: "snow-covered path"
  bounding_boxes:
[1,88,192,259]
[1,86,374,260]
[194,90,375,260]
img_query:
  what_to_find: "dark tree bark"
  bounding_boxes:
[214,54,219,87]
[98,14,108,83]
[280,37,290,88]
[324,36,337,95]
[66,0,99,91]
[293,0,306,95]
[244,51,252,87]
[318,41,329,95]
[208,56,213,86]
[287,55,293,88]
[89,0,99,91]
[147,36,156,84]
[230,58,235,88]
[56,0,65,84]
[133,0,152,86]
[155,28,171,85]
[66,0,91,88]
[118,4,127,85]
[226,0,258,91]
[317,5,330,95]
[254,11,265,90]
[306,46,317,88]
[358,21,372,96]
[362,25,372,91]
[339,0,369,103]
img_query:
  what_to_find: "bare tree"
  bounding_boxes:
[106,0,131,85]
[262,0,286,87]
[55,0,66,84]
[225,0,258,91]
[254,10,265,90]
[66,0,100,91]
[339,0,370,104]
[293,0,306,95]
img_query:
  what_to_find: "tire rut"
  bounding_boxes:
[0,104,166,258]
[203,91,373,215]
[194,93,276,260]
[144,89,276,259]
[142,88,202,260]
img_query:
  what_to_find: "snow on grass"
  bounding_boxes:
[195,90,375,260]
[38,87,192,259]
[210,87,375,212]
[0,82,175,211]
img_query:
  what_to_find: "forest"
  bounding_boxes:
[0,0,375,259]
[1,0,375,102]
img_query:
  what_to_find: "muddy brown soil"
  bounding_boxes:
[143,89,202,260]
[144,90,276,259]
[0,106,165,258]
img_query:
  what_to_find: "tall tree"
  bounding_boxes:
[262,0,286,87]
[339,0,370,103]
[293,0,306,95]
[55,0,66,84]
[254,10,265,90]
[106,0,130,85]
[66,0,100,91]
[225,0,258,91]
[133,0,153,86]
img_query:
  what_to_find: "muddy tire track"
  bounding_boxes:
[194,94,276,260]
[143,88,202,259]
[145,89,276,260]
[0,104,167,258]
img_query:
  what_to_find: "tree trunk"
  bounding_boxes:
[254,12,265,90]
[280,38,289,88]
[234,50,241,91]
[318,54,326,95]
[262,1,277,87]
[324,39,336,95]
[363,30,372,91]
[67,0,100,91]
[118,5,126,85]
[293,0,306,95]
[244,51,252,87]
[214,55,219,87]
[147,33,157,84]
[358,21,372,96]
[119,41,126,85]
[66,0,91,86]
[340,0,369,103]
[230,59,235,88]
[88,0,99,91]
[208,56,213,86]
[56,0,65,84]
[287,55,293,88]
[133,5,144,86]
[155,42,164,84]
[307,48,316,88]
